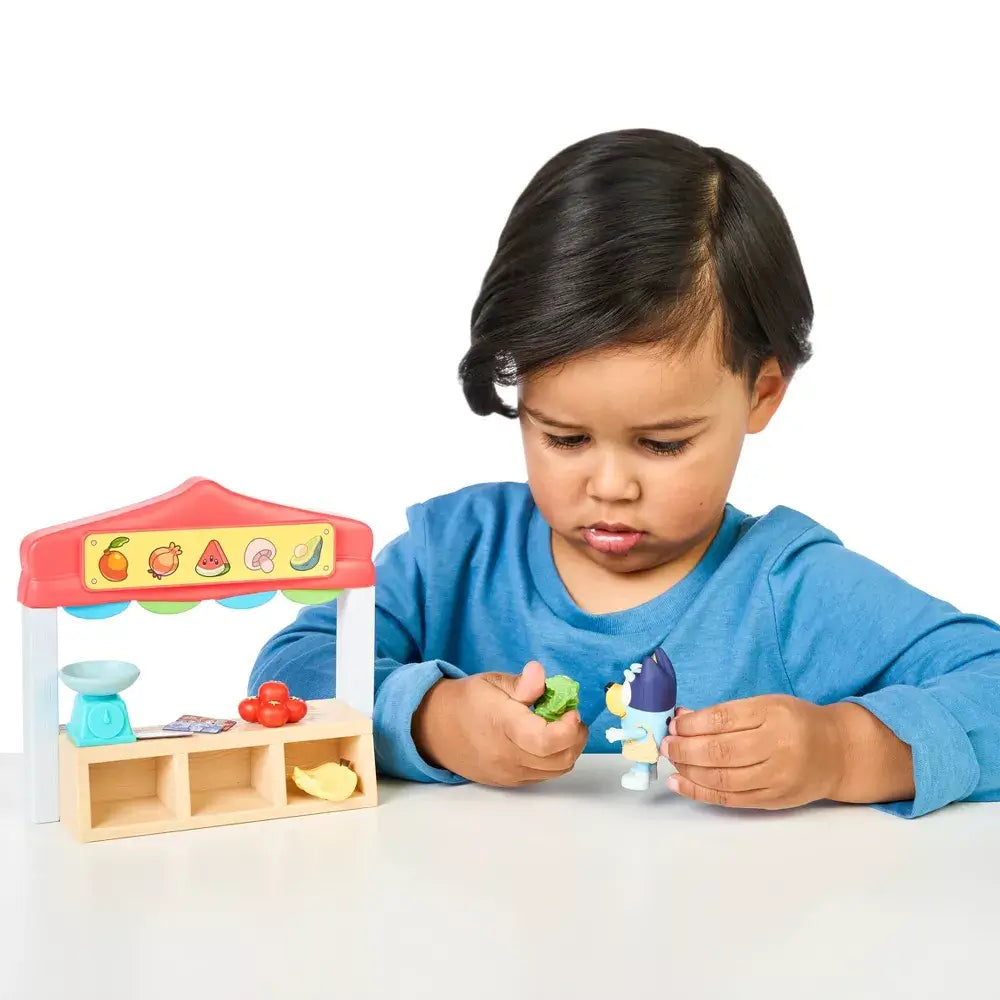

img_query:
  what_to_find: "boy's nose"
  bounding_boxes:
[586,451,640,502]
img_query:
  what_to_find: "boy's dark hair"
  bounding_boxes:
[459,128,814,418]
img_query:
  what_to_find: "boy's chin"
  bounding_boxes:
[567,532,667,575]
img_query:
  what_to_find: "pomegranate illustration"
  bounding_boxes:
[148,542,182,580]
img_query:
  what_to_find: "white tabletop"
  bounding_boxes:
[4,751,998,999]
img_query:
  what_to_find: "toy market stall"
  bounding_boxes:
[17,478,377,843]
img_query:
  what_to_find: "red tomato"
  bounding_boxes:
[238,697,259,723]
[285,697,307,723]
[257,681,290,704]
[257,700,289,727]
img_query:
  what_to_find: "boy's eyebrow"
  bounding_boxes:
[520,406,707,432]
[632,416,708,431]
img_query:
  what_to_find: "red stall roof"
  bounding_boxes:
[18,478,375,610]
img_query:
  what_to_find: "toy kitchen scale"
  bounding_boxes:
[60,658,141,747]
[18,478,379,843]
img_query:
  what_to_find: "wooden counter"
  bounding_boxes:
[58,698,376,842]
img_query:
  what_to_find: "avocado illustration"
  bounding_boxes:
[290,535,323,572]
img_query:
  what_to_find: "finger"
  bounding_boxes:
[508,718,588,772]
[481,771,549,787]
[484,757,580,787]
[662,729,770,768]
[668,707,693,736]
[671,760,773,793]
[666,772,776,809]
[504,716,588,760]
[511,660,547,706]
[503,703,587,758]
[671,698,769,737]
[515,749,582,776]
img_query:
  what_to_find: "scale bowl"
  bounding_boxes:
[59,660,140,695]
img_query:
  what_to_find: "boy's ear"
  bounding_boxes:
[747,357,788,434]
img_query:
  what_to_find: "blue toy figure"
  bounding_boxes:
[605,646,677,790]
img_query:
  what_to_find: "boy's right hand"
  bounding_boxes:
[411,660,589,786]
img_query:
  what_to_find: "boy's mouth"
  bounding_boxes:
[581,522,644,554]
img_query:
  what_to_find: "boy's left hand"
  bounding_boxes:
[661,695,848,809]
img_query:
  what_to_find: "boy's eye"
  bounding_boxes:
[543,433,589,450]
[641,438,691,457]
[542,433,691,456]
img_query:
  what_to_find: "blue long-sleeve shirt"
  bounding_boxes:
[249,481,1000,818]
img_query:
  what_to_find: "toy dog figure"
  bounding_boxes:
[605,646,677,791]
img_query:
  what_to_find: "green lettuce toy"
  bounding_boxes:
[532,674,580,722]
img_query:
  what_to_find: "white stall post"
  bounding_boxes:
[22,606,60,823]
[335,586,375,718]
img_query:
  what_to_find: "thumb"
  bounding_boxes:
[512,660,547,706]
[486,660,547,706]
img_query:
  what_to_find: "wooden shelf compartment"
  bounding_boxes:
[189,743,284,817]
[58,698,377,843]
[90,754,185,829]
[283,734,377,814]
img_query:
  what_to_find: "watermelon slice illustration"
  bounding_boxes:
[195,539,231,578]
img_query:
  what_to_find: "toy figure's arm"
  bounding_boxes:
[606,726,647,743]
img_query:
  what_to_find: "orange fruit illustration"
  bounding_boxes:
[98,536,130,582]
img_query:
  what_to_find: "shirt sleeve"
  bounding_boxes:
[768,524,1000,818]
[249,507,467,785]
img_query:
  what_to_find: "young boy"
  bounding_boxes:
[250,128,1000,818]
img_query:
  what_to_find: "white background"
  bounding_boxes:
[2,2,997,751]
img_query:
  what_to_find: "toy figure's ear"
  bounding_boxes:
[605,682,627,718]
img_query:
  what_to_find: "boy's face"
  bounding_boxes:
[518,332,787,581]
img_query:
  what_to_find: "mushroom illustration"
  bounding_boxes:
[244,537,276,574]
